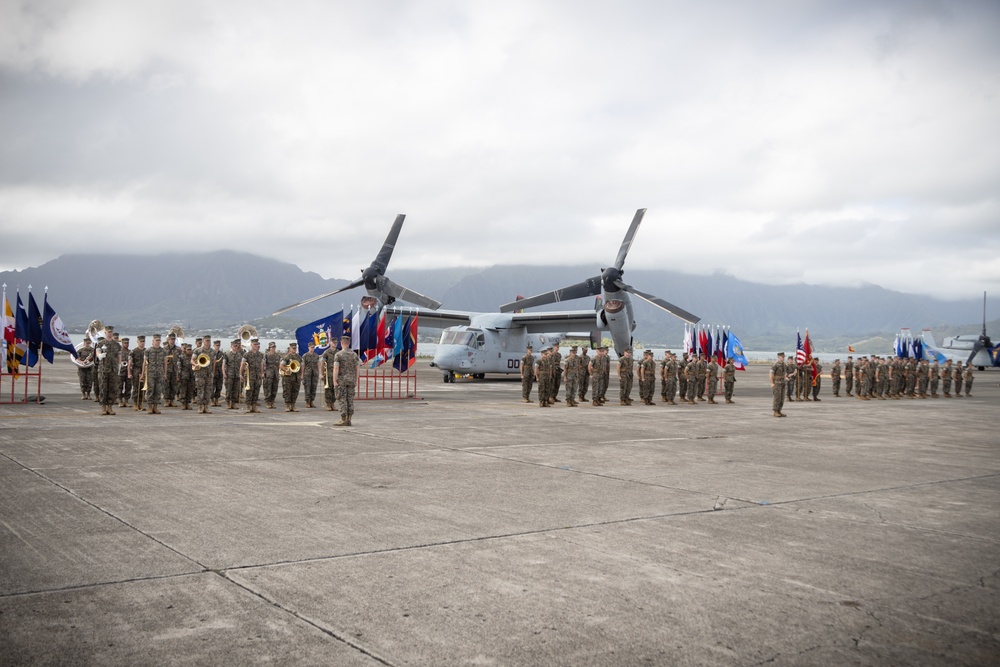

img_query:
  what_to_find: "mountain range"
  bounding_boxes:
[2,252,995,352]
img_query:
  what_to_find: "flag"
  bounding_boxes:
[393,315,411,372]
[407,312,418,369]
[803,329,812,361]
[682,325,693,356]
[795,330,806,365]
[295,310,343,358]
[3,294,24,377]
[848,345,855,353]
[698,327,708,358]
[720,328,729,364]
[392,314,405,359]
[725,330,748,370]
[351,308,361,352]
[27,292,50,365]
[41,294,78,357]
[912,337,923,362]
[715,327,725,366]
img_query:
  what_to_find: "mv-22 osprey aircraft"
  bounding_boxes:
[920,292,999,370]
[275,210,700,382]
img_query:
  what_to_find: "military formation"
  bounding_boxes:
[770,353,975,417]
[521,345,743,408]
[76,329,361,426]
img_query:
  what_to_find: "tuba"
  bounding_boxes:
[86,320,104,342]
[169,325,185,347]
[238,324,257,347]
[72,341,95,368]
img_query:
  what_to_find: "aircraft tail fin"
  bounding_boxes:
[920,330,948,364]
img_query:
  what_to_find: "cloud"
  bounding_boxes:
[1,0,998,301]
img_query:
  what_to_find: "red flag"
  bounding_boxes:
[407,312,418,369]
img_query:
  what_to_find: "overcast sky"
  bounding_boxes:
[1,0,998,300]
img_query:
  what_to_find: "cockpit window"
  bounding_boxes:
[439,331,475,347]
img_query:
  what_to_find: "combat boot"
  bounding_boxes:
[773,410,786,417]
[592,400,600,406]
[100,405,108,415]
[707,397,716,404]
[345,417,352,426]
[335,417,348,426]
[326,402,334,411]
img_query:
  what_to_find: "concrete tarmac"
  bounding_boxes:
[1,357,998,666]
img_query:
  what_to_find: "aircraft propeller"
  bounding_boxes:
[498,208,700,324]
[272,214,442,316]
[966,291,993,365]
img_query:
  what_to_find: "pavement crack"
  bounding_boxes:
[216,571,399,667]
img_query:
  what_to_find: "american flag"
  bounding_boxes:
[795,331,807,365]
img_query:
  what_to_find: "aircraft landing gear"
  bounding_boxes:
[442,371,455,383]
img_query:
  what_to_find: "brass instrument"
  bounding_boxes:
[288,359,300,374]
[86,320,104,342]
[195,353,212,369]
[169,325,185,347]
[142,360,149,392]
[72,342,94,368]
[238,324,257,347]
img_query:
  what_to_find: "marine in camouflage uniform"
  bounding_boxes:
[520,346,535,403]
[578,347,591,402]
[550,343,563,403]
[212,340,225,406]
[929,360,941,397]
[797,361,810,401]
[129,336,147,410]
[177,343,195,409]
[301,342,320,408]
[281,343,303,411]
[684,356,699,404]
[264,342,281,408]
[953,361,964,397]
[224,340,244,409]
[857,358,871,400]
[333,336,360,425]
[590,347,608,407]
[941,359,953,396]
[617,349,634,405]
[638,350,656,405]
[677,353,689,403]
[770,353,787,417]
[535,349,552,407]
[904,358,918,398]
[563,347,580,407]
[811,361,822,400]
[916,360,929,398]
[786,359,796,401]
[843,357,854,396]
[92,337,103,403]
[193,335,215,413]
[77,339,95,399]
[963,364,974,396]
[162,333,181,407]
[705,357,719,404]
[662,353,678,404]
[97,328,122,415]
[320,346,338,411]
[143,335,167,414]
[695,356,707,401]
[875,358,887,400]
[830,359,841,397]
[241,339,265,413]
[723,358,736,403]
[118,338,131,407]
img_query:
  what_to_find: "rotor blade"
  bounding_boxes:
[967,341,984,366]
[618,282,700,324]
[373,214,406,271]
[613,208,646,271]
[499,276,603,313]
[375,276,443,310]
[271,278,366,316]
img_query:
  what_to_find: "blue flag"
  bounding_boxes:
[726,330,749,370]
[295,310,343,358]
[27,292,51,365]
[14,293,31,344]
[41,294,78,358]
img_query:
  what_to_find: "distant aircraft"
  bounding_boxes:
[272,214,442,316]
[498,208,699,355]
[920,293,999,369]
[387,303,600,382]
